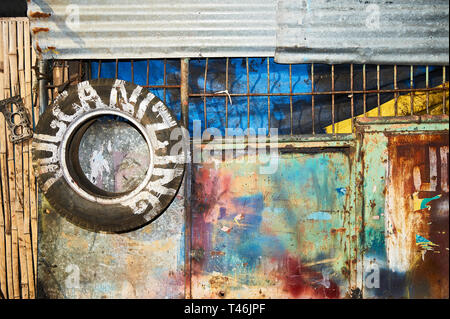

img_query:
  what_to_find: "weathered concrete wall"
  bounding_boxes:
[37,185,186,299]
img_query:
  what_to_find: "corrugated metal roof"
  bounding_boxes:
[275,0,449,65]
[28,0,449,64]
[28,0,277,59]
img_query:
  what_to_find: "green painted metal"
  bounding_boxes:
[356,118,448,298]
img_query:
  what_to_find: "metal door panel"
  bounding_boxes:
[190,147,353,298]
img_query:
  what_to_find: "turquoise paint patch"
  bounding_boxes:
[420,194,441,210]
[416,234,438,251]
[307,211,332,221]
[416,234,431,244]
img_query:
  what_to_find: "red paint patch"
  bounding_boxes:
[281,256,340,299]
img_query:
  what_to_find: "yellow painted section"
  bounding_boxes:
[325,83,449,134]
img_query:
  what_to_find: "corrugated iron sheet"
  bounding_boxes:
[28,0,449,64]
[275,0,450,65]
[27,0,277,60]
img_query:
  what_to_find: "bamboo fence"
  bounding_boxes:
[0,17,39,299]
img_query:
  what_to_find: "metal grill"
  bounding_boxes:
[44,58,449,136]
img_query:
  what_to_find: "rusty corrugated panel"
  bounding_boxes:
[275,0,450,65]
[27,0,277,60]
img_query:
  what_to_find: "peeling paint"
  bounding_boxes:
[191,150,351,298]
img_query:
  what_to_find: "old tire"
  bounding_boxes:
[32,78,186,233]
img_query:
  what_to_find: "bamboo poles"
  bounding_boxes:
[7,19,22,299]
[0,18,39,299]
[14,19,30,299]
[23,19,36,299]
[30,27,38,282]
[0,20,8,300]
[1,20,13,300]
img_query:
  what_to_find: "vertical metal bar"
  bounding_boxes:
[88,61,92,80]
[163,58,167,104]
[180,58,191,299]
[38,59,48,115]
[331,64,335,134]
[426,65,429,114]
[97,59,102,79]
[146,59,150,86]
[311,63,315,134]
[63,61,68,84]
[289,64,293,136]
[350,64,354,132]
[363,64,366,116]
[394,65,398,116]
[115,59,118,79]
[203,58,208,129]
[246,58,250,134]
[377,65,380,116]
[50,87,53,106]
[131,60,134,84]
[181,59,189,129]
[443,66,447,114]
[410,65,414,115]
[225,58,229,137]
[78,61,82,83]
[267,57,271,136]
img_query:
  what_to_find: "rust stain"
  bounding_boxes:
[330,227,346,234]
[209,275,229,289]
[386,133,449,298]
[210,251,225,256]
[35,42,42,53]
[32,27,50,34]
[28,11,52,19]
[43,46,60,55]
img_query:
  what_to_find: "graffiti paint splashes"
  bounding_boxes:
[412,193,442,212]
[89,146,109,187]
[221,226,232,233]
[416,234,439,261]
[416,234,439,250]
[280,256,340,299]
[233,213,244,226]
